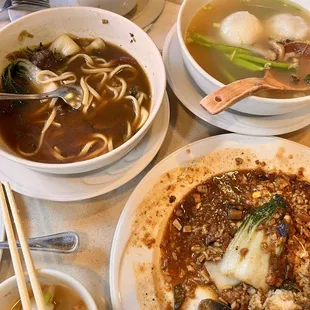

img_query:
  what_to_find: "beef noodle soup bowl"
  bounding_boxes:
[177,0,310,115]
[0,7,165,174]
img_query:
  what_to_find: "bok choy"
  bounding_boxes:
[219,195,288,291]
[2,59,58,94]
[49,34,81,57]
[206,195,288,292]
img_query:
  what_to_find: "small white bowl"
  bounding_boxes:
[177,0,310,116]
[0,269,98,309]
[0,7,166,174]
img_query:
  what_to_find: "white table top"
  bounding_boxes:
[0,1,310,309]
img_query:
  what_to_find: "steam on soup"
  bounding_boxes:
[10,285,86,310]
[186,0,310,98]
[0,34,151,163]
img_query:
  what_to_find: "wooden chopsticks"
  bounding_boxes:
[0,182,46,310]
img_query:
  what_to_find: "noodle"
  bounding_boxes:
[18,108,57,157]
[2,37,151,163]
[125,95,141,125]
[108,64,136,80]
[36,70,77,85]
[136,106,149,130]
[66,53,94,66]
[125,121,132,141]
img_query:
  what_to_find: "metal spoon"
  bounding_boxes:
[0,85,83,110]
[0,232,79,253]
[198,299,231,310]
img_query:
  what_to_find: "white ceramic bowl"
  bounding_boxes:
[0,269,98,309]
[0,7,165,174]
[177,0,310,116]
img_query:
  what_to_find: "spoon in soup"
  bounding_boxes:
[0,84,83,110]
[200,70,310,115]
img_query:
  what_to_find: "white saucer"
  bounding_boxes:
[8,0,165,29]
[163,25,310,136]
[0,93,169,202]
[125,0,165,29]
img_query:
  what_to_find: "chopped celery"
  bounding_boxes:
[235,53,297,71]
[190,33,253,55]
[225,54,265,71]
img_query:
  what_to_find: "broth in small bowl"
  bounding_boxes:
[0,269,97,310]
[177,0,310,115]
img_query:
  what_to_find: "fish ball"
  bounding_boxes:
[220,11,263,46]
[267,14,309,41]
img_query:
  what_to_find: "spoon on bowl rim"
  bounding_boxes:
[0,231,79,253]
[200,70,310,115]
[0,84,83,110]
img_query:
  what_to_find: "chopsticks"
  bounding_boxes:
[0,182,46,310]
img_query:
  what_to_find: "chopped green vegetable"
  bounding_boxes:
[18,30,34,42]
[190,33,253,55]
[280,280,301,292]
[234,53,297,71]
[203,3,213,10]
[304,74,310,84]
[225,54,264,72]
[219,195,288,292]
[43,292,52,304]
[173,284,186,310]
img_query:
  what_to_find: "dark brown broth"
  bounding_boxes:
[0,38,151,163]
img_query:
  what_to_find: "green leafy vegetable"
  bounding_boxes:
[280,280,300,292]
[2,58,58,95]
[219,195,288,292]
[173,284,186,310]
[304,74,310,84]
[238,194,287,233]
